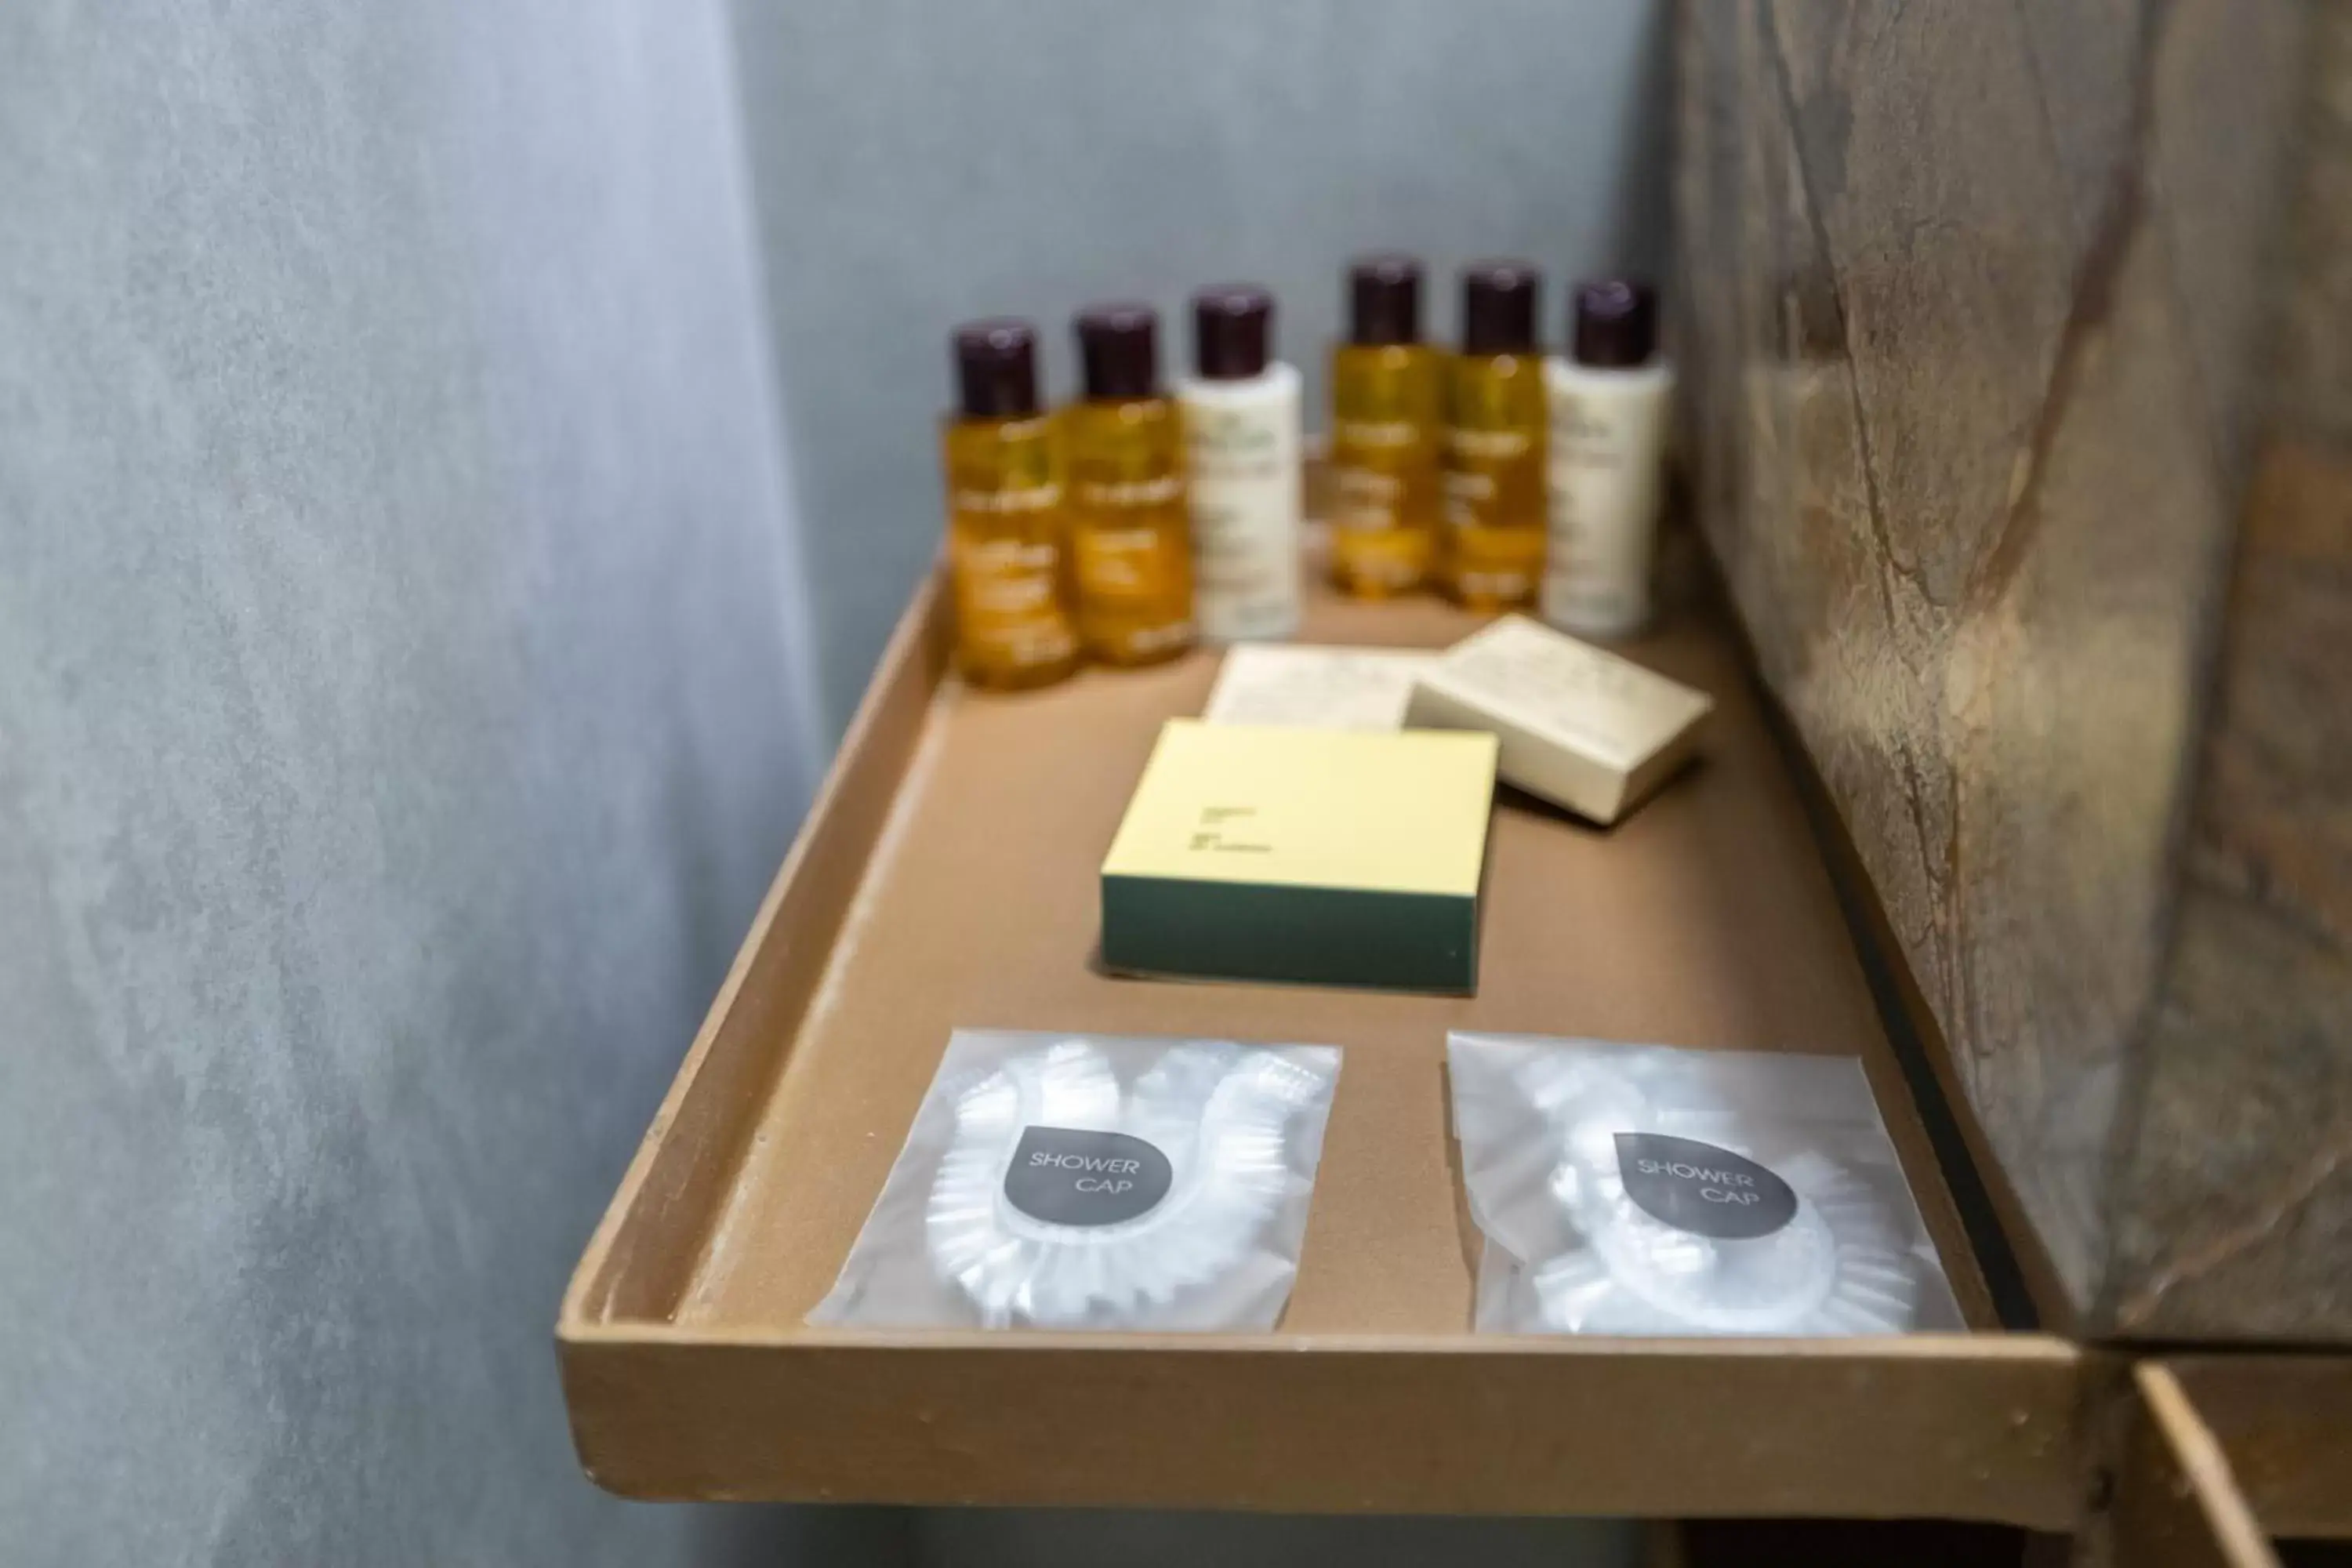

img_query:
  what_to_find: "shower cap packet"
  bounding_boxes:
[1448,1033,1964,1336]
[813,1029,1341,1331]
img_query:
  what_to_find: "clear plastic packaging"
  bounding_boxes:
[811,1030,1341,1331]
[1448,1033,1964,1336]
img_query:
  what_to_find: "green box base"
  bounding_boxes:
[1101,874,1480,993]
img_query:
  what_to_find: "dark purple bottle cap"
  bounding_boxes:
[1348,254,1421,347]
[1572,279,1660,368]
[1192,284,1275,379]
[1461,260,1541,354]
[952,318,1040,418]
[1075,303,1160,400]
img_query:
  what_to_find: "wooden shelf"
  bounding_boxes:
[2114,1364,2288,1568]
[2161,1356,2352,1546]
[558,563,2082,1524]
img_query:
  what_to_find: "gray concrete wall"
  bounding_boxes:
[730,0,1675,733]
[2,1,1653,1560]
[0,2,863,1563]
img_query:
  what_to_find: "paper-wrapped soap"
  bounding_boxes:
[1405,615,1712,824]
[1201,644,1432,731]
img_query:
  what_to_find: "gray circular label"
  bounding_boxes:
[1004,1126,1173,1226]
[1614,1133,1796,1240]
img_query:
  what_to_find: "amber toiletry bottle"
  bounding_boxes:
[1443,261,1548,609]
[1065,304,1196,665]
[1329,255,1443,597]
[941,320,1080,691]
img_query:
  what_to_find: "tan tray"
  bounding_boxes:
[558,563,2083,1524]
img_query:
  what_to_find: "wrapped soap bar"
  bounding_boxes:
[1449,1033,1964,1336]
[1201,644,1432,731]
[812,1029,1341,1331]
[1406,614,1711,823]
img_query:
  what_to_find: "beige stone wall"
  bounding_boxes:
[2105,3,2352,1338]
[1677,0,2343,1336]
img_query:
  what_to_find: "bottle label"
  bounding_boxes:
[1443,474,1544,604]
[1330,408,1437,590]
[952,481,1062,514]
[1076,475,1183,510]
[1331,517,1432,590]
[1543,385,1664,634]
[1332,463,1404,530]
[1334,417,1421,451]
[1330,347,1440,557]
[1067,448,1192,658]
[1330,435,1438,538]
[951,531,1075,666]
[1442,380,1545,603]
[1442,445,1542,524]
[1445,426,1533,462]
[1186,401,1300,639]
[1076,524,1181,602]
[1447,553,1539,604]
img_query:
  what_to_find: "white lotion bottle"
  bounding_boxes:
[1542,280,1673,640]
[1178,285,1301,641]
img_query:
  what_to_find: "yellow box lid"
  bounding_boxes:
[1102,719,1497,898]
